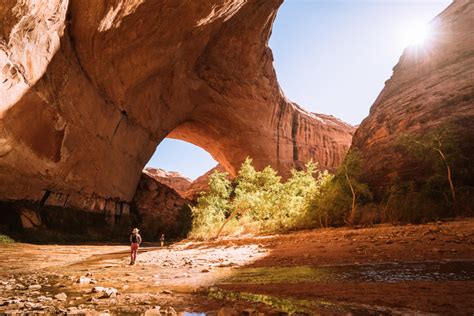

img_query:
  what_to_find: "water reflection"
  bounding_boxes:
[208,287,392,315]
[220,261,474,284]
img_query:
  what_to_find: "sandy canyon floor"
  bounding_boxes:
[0,219,473,315]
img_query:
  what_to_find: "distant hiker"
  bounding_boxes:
[130,228,142,265]
[160,233,165,247]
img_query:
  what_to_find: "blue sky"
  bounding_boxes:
[146,0,451,179]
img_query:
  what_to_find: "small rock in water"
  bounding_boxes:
[161,289,172,294]
[28,284,42,290]
[54,293,67,301]
[201,268,210,273]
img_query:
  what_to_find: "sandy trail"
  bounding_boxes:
[0,219,473,314]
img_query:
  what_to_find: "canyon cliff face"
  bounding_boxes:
[132,174,191,240]
[0,0,354,213]
[184,164,228,200]
[143,168,192,198]
[352,0,474,193]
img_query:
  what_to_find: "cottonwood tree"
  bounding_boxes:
[216,158,284,237]
[311,150,372,227]
[341,150,372,225]
[189,170,232,240]
[399,125,461,208]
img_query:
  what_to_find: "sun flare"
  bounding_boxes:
[402,22,433,47]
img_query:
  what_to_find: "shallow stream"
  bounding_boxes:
[219,260,474,284]
[210,261,474,315]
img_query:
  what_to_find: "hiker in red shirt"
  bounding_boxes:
[130,228,142,265]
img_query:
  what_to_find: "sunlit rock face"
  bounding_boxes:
[352,0,474,193]
[143,168,192,198]
[0,0,353,211]
[184,164,228,200]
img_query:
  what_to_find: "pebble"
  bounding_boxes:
[145,306,161,315]
[54,293,67,301]
[91,286,106,293]
[77,277,92,284]
[37,296,52,302]
[165,307,177,316]
[99,288,118,299]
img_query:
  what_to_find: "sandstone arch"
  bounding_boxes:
[0,0,354,212]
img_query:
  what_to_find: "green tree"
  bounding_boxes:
[189,170,232,239]
[274,161,331,230]
[311,150,372,226]
[399,125,462,207]
[216,158,283,237]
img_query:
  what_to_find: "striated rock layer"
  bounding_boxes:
[143,168,192,198]
[352,0,474,193]
[0,0,354,212]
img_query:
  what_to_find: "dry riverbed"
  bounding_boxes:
[0,219,473,315]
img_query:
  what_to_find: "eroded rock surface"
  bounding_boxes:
[143,168,192,198]
[184,164,228,200]
[132,173,192,240]
[352,0,474,192]
[0,0,354,211]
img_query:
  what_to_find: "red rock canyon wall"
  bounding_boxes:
[351,0,474,192]
[0,0,354,211]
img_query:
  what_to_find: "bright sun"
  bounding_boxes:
[403,22,433,47]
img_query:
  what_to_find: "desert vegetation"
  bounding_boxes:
[189,155,367,240]
[384,124,474,223]
[0,234,14,244]
[190,125,473,240]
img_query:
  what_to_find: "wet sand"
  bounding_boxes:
[0,219,473,314]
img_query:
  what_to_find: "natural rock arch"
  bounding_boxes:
[0,0,354,212]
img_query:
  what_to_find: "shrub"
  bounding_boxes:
[310,150,373,227]
[393,123,474,219]
[0,234,14,243]
[189,158,332,239]
[273,165,332,231]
